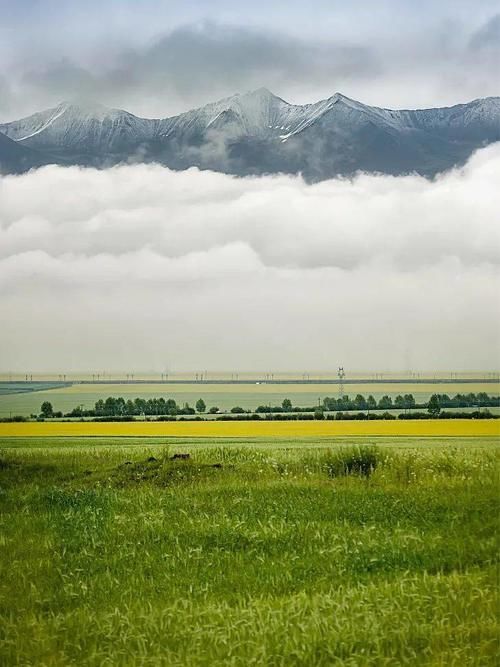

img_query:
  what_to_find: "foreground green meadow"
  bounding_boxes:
[0,436,498,665]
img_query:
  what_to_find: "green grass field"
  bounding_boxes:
[0,436,498,665]
[1,380,498,417]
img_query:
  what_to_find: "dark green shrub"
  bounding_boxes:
[324,446,379,478]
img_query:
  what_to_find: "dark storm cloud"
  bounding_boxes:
[7,23,379,120]
[22,59,101,102]
[114,23,377,97]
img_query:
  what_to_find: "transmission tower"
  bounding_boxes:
[337,367,345,399]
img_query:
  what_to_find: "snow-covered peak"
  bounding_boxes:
[462,96,500,119]
[0,99,158,152]
[238,87,283,103]
[159,87,294,138]
[1,101,135,143]
[225,88,291,133]
[55,100,130,121]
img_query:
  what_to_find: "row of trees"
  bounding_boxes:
[40,391,499,419]
[322,393,499,412]
[54,397,215,418]
[91,397,216,417]
[323,394,417,412]
[426,392,497,408]
[258,393,498,414]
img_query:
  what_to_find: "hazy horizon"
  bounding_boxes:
[2,370,499,378]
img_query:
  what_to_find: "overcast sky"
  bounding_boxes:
[0,0,499,120]
[0,1,499,373]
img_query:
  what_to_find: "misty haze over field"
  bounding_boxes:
[0,0,499,373]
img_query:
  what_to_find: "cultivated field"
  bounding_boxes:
[0,432,498,665]
[0,380,498,417]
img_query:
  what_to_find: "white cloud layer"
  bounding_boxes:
[0,145,499,372]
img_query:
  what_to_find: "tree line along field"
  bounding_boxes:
[30,390,499,420]
[0,381,499,418]
[0,436,498,665]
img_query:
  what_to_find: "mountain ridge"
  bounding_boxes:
[1,89,499,179]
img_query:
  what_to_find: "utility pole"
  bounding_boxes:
[338,367,345,400]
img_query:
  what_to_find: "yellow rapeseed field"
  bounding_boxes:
[0,419,498,438]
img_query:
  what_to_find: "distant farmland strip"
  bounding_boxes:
[0,383,71,396]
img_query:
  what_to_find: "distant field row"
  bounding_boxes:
[0,381,498,417]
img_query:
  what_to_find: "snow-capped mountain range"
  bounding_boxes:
[1,88,499,178]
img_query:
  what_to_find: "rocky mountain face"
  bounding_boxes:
[0,131,55,174]
[1,89,499,179]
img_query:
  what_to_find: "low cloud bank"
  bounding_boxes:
[0,145,499,372]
